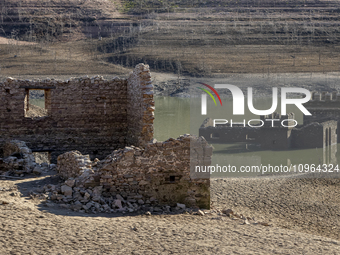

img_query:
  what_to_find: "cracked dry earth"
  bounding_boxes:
[1,174,340,254]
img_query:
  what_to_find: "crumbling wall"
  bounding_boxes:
[55,135,212,210]
[304,92,340,142]
[127,63,154,147]
[2,140,37,174]
[1,140,54,175]
[0,64,153,162]
[56,151,93,179]
[98,134,211,208]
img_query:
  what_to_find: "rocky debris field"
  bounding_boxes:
[0,140,55,177]
[38,179,186,215]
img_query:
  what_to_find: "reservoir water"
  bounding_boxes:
[30,97,340,178]
[154,96,340,178]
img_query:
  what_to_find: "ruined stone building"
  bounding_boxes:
[0,64,154,162]
[304,91,340,143]
[0,64,212,209]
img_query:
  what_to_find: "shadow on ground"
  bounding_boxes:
[14,171,190,218]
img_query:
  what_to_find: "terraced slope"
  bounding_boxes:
[0,0,123,41]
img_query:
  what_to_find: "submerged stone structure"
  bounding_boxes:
[304,91,340,143]
[199,93,340,165]
[199,113,337,150]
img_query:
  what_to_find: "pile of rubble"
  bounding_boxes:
[3,136,211,213]
[0,140,56,177]
[40,149,190,213]
[41,179,192,214]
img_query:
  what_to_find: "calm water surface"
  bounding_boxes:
[155,96,340,178]
[31,97,339,178]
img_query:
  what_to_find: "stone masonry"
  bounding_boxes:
[127,63,154,147]
[0,64,154,162]
[56,135,212,210]
[1,64,212,210]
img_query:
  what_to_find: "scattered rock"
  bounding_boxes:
[177,203,186,209]
[222,208,234,217]
[33,166,42,175]
[61,185,73,197]
[2,140,37,174]
[258,222,270,227]
[116,194,125,202]
[243,218,250,225]
[114,199,123,210]
[197,210,205,216]
[65,179,75,188]
[49,164,57,170]
[84,192,91,200]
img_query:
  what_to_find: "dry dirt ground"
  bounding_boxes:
[0,172,340,254]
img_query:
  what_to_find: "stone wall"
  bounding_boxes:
[56,135,212,210]
[56,151,93,180]
[0,64,153,162]
[127,63,154,147]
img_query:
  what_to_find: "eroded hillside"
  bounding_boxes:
[1,0,340,77]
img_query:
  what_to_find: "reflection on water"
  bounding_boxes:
[188,95,340,178]
[154,97,339,173]
[210,143,339,178]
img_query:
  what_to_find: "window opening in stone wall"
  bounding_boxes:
[24,89,48,118]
